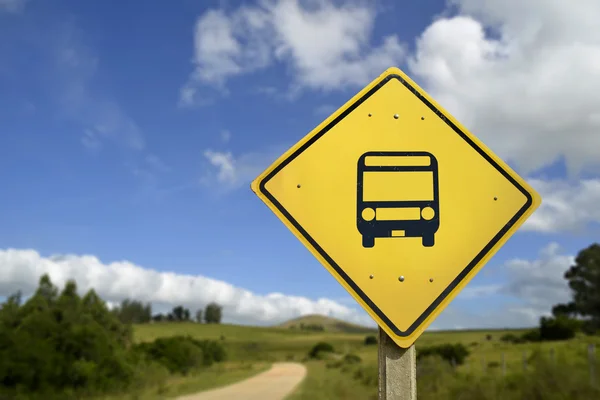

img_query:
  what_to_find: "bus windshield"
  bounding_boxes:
[362,171,434,202]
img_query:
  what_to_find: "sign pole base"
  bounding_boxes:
[378,327,417,400]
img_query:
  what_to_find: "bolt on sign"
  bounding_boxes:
[251,67,541,348]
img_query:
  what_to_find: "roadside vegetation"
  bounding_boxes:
[0,275,253,399]
[1,242,599,399]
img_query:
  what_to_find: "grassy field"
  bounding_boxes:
[132,319,600,399]
[278,314,378,334]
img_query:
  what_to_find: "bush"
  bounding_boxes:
[486,334,493,341]
[133,336,203,375]
[194,338,227,364]
[417,343,470,366]
[308,342,335,359]
[133,335,226,375]
[344,353,362,364]
[500,333,526,344]
[364,335,378,345]
[301,323,325,331]
[539,316,578,341]
[521,329,542,342]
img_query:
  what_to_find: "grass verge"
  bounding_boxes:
[99,361,271,400]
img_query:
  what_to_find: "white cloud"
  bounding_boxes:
[456,284,502,300]
[201,144,287,192]
[524,179,600,233]
[434,242,574,329]
[0,248,373,326]
[203,150,237,184]
[180,0,405,104]
[500,242,573,312]
[407,0,600,176]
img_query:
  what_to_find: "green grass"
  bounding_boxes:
[278,314,378,334]
[286,361,377,400]
[131,321,600,399]
[134,322,368,362]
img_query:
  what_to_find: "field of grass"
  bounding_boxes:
[278,314,378,334]
[132,321,600,399]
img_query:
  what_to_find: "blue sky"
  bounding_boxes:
[1,0,599,329]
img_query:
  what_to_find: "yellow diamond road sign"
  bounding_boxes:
[251,67,541,348]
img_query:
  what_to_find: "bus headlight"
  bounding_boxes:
[361,208,375,221]
[421,207,435,220]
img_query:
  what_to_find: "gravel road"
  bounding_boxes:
[175,362,307,400]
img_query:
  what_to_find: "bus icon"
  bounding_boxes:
[356,151,440,248]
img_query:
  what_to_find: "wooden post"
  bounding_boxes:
[378,327,417,400]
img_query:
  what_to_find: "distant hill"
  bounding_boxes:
[278,314,377,334]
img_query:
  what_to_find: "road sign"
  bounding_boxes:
[251,67,541,348]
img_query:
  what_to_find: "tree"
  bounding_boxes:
[556,243,600,331]
[152,313,166,322]
[195,309,203,323]
[552,302,577,318]
[0,274,134,396]
[539,315,579,340]
[113,298,152,324]
[170,305,191,322]
[204,303,222,324]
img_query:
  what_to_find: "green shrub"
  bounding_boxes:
[417,343,470,366]
[364,335,377,345]
[539,316,578,341]
[500,333,526,344]
[343,353,362,364]
[133,335,226,375]
[308,342,335,359]
[521,329,542,342]
[133,336,203,375]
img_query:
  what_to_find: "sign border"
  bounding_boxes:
[252,67,540,342]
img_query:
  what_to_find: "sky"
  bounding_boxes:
[1,0,599,330]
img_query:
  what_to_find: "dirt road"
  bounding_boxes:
[176,362,307,400]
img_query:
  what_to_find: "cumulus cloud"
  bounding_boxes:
[524,179,600,233]
[180,0,405,105]
[435,242,574,329]
[0,248,374,327]
[407,0,600,175]
[0,243,578,330]
[501,242,573,312]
